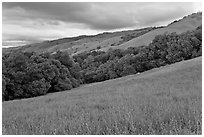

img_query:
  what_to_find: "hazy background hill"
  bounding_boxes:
[114,12,202,50]
[2,8,202,134]
[2,2,202,135]
[3,12,201,55]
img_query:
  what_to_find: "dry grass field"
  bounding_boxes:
[2,57,202,135]
[114,12,202,49]
[3,13,201,56]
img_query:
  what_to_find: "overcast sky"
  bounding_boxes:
[2,2,202,46]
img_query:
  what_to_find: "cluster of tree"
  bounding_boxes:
[2,26,201,101]
[2,51,82,101]
[73,26,202,83]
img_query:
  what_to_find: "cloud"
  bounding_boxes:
[3,19,100,42]
[3,2,201,30]
[2,2,202,44]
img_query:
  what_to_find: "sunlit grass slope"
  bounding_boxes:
[2,57,202,135]
[115,12,202,49]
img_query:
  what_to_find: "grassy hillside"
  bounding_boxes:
[3,13,201,55]
[2,57,202,135]
[6,27,153,55]
[114,12,202,50]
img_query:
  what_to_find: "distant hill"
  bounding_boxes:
[111,12,202,50]
[2,12,202,55]
[3,27,158,54]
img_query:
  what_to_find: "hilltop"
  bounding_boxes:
[114,12,202,50]
[2,12,201,55]
[2,22,201,101]
[2,11,202,135]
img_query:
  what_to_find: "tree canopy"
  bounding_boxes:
[2,26,202,101]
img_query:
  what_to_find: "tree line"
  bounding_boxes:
[2,51,82,101]
[73,26,202,83]
[2,26,202,101]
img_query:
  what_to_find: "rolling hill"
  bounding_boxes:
[2,56,202,134]
[3,12,201,55]
[3,27,155,55]
[113,12,202,50]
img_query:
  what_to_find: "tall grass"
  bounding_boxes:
[2,57,202,135]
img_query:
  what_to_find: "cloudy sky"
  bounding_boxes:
[2,2,202,47]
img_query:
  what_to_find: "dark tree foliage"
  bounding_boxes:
[2,74,8,101]
[73,26,202,84]
[2,51,82,101]
[2,26,202,101]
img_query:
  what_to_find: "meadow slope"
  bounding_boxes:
[3,13,201,56]
[2,57,202,135]
[110,12,202,50]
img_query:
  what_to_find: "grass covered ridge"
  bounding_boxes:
[2,57,202,135]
